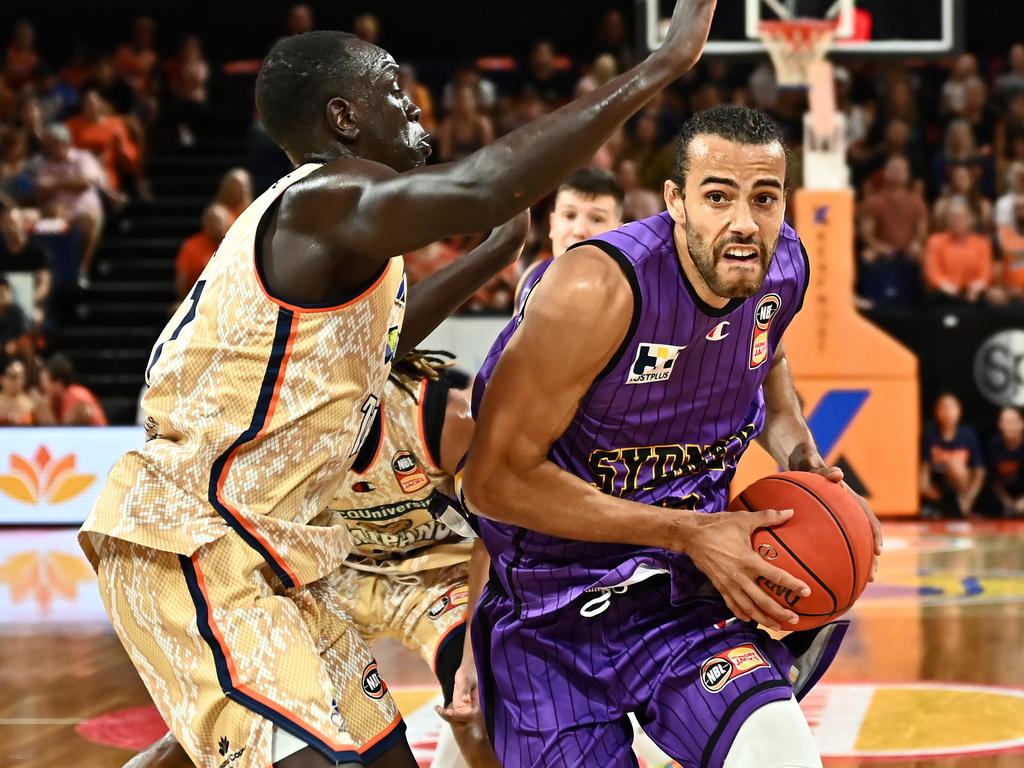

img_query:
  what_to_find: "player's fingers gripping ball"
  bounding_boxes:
[728,471,874,630]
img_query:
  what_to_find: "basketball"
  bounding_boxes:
[728,471,873,631]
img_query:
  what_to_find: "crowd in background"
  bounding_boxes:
[1,7,1023,518]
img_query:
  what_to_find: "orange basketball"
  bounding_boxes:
[727,471,874,630]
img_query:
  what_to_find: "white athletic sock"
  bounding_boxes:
[271,725,309,762]
[723,697,822,768]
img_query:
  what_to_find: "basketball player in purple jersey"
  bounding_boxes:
[460,106,882,767]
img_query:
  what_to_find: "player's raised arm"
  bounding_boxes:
[462,246,808,630]
[296,0,715,265]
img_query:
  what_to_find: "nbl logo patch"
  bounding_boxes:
[392,450,430,493]
[361,661,387,699]
[700,643,770,692]
[427,585,470,621]
[626,343,686,384]
[749,293,782,370]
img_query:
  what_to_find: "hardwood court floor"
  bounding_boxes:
[1,520,1022,767]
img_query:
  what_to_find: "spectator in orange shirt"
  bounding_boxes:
[36,353,107,426]
[114,17,159,97]
[4,20,38,90]
[212,167,253,224]
[0,357,34,426]
[998,195,1024,298]
[923,197,995,304]
[67,89,141,192]
[174,203,230,298]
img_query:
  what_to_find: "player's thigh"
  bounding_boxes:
[397,564,470,702]
[722,696,821,768]
[641,621,796,768]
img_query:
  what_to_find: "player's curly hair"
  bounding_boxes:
[670,105,789,190]
[389,349,456,402]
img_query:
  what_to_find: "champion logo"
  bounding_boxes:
[706,321,731,342]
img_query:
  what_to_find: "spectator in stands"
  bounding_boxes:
[921,391,985,518]
[58,40,93,90]
[575,54,618,98]
[940,53,979,117]
[933,164,993,233]
[34,65,79,123]
[86,55,137,117]
[933,119,994,199]
[4,19,39,90]
[0,276,30,360]
[985,406,1024,518]
[212,167,253,225]
[285,4,315,36]
[621,107,674,190]
[518,39,574,107]
[437,85,494,163]
[923,197,996,304]
[398,64,435,133]
[615,158,662,221]
[998,194,1024,299]
[35,122,109,288]
[995,92,1024,171]
[12,92,45,155]
[166,35,211,147]
[114,17,159,98]
[591,8,637,69]
[957,77,996,152]
[36,353,107,426]
[995,161,1024,228]
[352,14,380,45]
[174,203,230,298]
[66,88,141,193]
[855,118,926,192]
[994,43,1024,105]
[442,61,497,114]
[0,205,51,329]
[857,155,929,306]
[0,129,35,205]
[0,356,33,425]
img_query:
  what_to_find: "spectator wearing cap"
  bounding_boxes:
[0,357,33,426]
[985,406,1024,518]
[923,197,995,304]
[921,391,985,519]
[175,204,230,299]
[0,206,51,330]
[34,123,109,288]
[36,353,107,426]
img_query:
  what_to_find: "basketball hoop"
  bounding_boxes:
[758,18,837,88]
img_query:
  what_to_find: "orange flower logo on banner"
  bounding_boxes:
[0,446,96,506]
[0,549,96,613]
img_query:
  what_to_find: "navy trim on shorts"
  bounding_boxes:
[206,308,298,589]
[700,679,791,768]
[179,554,405,764]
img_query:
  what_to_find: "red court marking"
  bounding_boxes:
[75,705,166,751]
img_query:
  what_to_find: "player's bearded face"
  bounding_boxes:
[684,218,777,299]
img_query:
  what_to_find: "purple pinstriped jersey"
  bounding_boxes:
[472,211,809,618]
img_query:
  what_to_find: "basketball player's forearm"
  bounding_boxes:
[462,540,490,662]
[758,350,821,469]
[397,215,527,358]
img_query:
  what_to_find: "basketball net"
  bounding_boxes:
[759,18,849,190]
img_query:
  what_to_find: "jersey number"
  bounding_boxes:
[145,280,205,385]
[350,395,380,457]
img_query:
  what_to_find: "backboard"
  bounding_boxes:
[641,0,963,56]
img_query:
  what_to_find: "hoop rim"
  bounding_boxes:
[758,17,838,40]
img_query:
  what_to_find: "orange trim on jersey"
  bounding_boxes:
[190,554,362,754]
[354,400,387,476]
[215,314,301,587]
[417,378,443,473]
[432,617,468,675]
[254,249,395,314]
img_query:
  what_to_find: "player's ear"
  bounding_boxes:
[326,97,360,142]
[664,179,685,225]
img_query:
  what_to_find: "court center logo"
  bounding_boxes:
[974,329,1024,407]
[626,343,686,384]
[0,446,95,506]
[362,661,388,699]
[749,293,782,370]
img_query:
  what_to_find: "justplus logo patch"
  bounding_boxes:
[626,343,686,384]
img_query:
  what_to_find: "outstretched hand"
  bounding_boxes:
[486,209,531,267]
[658,0,719,72]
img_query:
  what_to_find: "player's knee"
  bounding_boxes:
[722,697,822,768]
